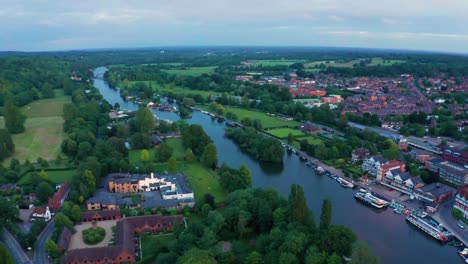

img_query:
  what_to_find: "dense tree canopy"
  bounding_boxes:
[4,100,26,134]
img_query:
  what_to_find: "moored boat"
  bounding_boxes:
[406,216,450,243]
[336,177,354,188]
[354,192,389,209]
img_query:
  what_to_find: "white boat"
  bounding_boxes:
[359,188,368,193]
[336,177,354,188]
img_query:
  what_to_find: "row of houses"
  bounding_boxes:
[30,182,70,222]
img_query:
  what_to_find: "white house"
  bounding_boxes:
[454,187,468,219]
[30,206,51,222]
[362,156,388,178]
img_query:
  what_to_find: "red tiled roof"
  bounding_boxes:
[32,207,47,215]
[48,182,69,210]
[459,186,468,200]
[63,215,184,263]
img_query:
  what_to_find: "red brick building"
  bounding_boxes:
[63,215,184,264]
[48,182,69,213]
[81,209,121,223]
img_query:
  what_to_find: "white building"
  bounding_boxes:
[454,187,468,219]
[30,206,51,222]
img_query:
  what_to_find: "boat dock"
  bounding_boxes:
[406,216,450,243]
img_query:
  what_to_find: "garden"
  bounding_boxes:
[83,226,106,245]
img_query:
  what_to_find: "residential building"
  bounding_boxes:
[382,168,424,193]
[63,215,184,264]
[30,206,51,222]
[81,209,121,223]
[410,148,432,163]
[454,186,468,219]
[441,146,468,167]
[362,156,405,181]
[415,183,455,208]
[48,182,69,214]
[351,148,370,163]
[57,227,72,252]
[426,158,468,186]
[299,121,319,133]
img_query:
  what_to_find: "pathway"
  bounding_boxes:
[0,229,32,264]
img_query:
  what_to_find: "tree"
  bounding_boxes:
[288,184,314,228]
[287,133,295,144]
[320,199,332,230]
[4,100,26,134]
[0,197,19,229]
[177,247,217,264]
[140,149,150,162]
[0,129,14,161]
[45,239,59,259]
[168,157,177,173]
[185,148,195,163]
[245,251,263,264]
[381,139,400,160]
[135,106,155,134]
[71,205,82,223]
[36,182,54,203]
[154,142,173,162]
[239,164,253,188]
[350,241,380,264]
[54,213,73,229]
[42,83,55,98]
[182,125,212,156]
[202,143,218,169]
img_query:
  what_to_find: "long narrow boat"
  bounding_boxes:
[406,216,450,243]
[354,192,389,209]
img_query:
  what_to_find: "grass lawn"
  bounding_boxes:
[161,66,216,76]
[140,234,175,263]
[165,138,185,159]
[158,86,217,98]
[183,162,226,203]
[255,59,305,66]
[1,93,70,164]
[129,149,157,163]
[301,136,325,146]
[18,169,77,185]
[266,128,305,138]
[2,117,66,164]
[198,105,301,129]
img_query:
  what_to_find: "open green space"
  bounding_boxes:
[1,92,70,164]
[183,162,226,204]
[158,86,217,98]
[129,149,157,163]
[18,169,77,185]
[140,234,175,263]
[161,66,216,76]
[198,105,301,129]
[301,136,325,146]
[1,117,66,164]
[305,57,405,68]
[254,59,305,66]
[164,138,185,159]
[266,128,305,138]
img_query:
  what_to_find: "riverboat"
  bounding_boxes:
[394,208,403,214]
[406,216,450,243]
[354,192,389,209]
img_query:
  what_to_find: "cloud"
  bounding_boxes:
[324,30,468,40]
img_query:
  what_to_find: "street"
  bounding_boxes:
[33,220,54,264]
[0,229,32,264]
[434,198,468,246]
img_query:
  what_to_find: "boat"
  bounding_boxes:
[315,166,326,174]
[336,177,354,188]
[406,216,450,243]
[449,237,463,247]
[354,192,389,209]
[393,208,403,214]
[459,248,468,256]
[358,188,368,193]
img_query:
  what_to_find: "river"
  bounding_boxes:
[93,67,460,264]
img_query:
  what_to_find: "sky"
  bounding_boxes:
[1,0,468,53]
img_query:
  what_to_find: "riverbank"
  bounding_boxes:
[95,67,462,264]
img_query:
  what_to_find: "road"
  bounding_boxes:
[33,220,54,264]
[0,229,32,264]
[434,197,468,246]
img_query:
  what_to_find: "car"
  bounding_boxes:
[459,221,465,229]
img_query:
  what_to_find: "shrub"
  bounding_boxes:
[82,227,106,245]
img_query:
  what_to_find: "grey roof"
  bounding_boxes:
[410,176,424,186]
[86,190,117,205]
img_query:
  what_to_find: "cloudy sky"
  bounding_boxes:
[1,0,467,53]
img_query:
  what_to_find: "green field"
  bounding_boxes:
[161,66,216,76]
[183,162,226,203]
[305,57,404,68]
[302,136,325,146]
[120,80,217,98]
[164,138,185,159]
[129,149,156,163]
[198,106,301,129]
[1,94,70,164]
[255,59,305,66]
[266,128,305,138]
[18,169,77,185]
